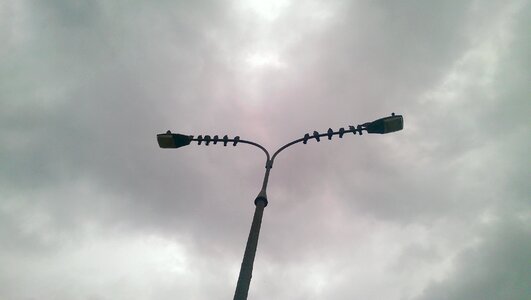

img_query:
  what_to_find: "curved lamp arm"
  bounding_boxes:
[271,112,403,166]
[158,132,270,164]
[192,137,271,163]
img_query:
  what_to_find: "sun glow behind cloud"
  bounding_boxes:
[237,0,291,21]
[244,51,286,69]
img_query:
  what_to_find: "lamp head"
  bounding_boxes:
[157,131,193,148]
[366,114,403,134]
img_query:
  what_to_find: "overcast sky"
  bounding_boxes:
[1,0,530,299]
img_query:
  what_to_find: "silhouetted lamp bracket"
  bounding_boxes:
[299,113,404,145]
[157,112,403,152]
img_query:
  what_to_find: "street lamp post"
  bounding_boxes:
[157,113,403,300]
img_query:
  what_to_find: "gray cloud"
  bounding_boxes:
[1,0,529,299]
[415,216,531,300]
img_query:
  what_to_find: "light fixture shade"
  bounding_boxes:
[157,132,193,148]
[366,115,403,134]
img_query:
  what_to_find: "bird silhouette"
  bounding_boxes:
[313,131,320,142]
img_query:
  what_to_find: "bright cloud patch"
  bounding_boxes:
[245,51,286,69]
[237,0,291,21]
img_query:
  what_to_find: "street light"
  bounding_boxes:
[157,131,193,148]
[157,113,403,300]
[365,113,404,134]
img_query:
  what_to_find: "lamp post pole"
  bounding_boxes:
[234,165,270,300]
[157,114,403,300]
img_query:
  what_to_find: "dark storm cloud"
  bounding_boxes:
[415,217,531,300]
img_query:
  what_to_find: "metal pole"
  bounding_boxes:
[233,165,271,300]
[233,199,266,300]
